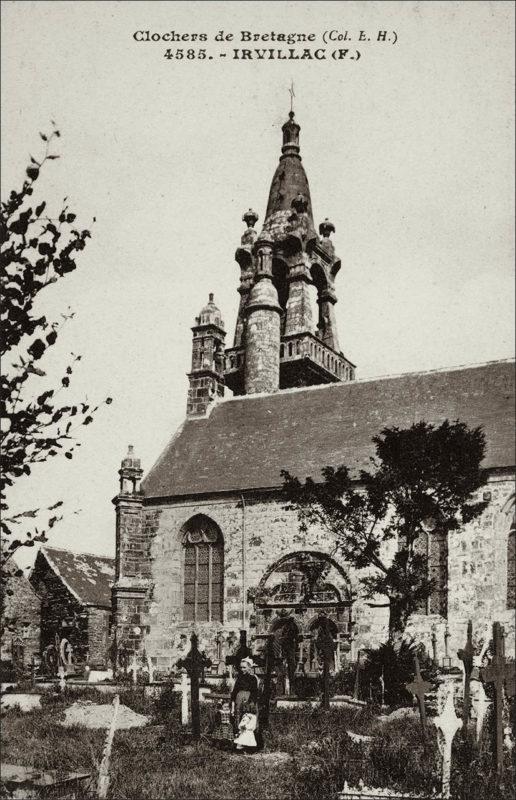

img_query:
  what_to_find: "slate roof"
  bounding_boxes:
[37,547,114,608]
[142,360,515,499]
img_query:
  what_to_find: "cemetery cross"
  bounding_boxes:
[434,682,462,799]
[353,649,362,701]
[457,619,475,735]
[225,629,251,669]
[316,619,335,710]
[480,622,512,778]
[177,632,212,738]
[405,655,432,749]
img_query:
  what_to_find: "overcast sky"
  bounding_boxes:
[2,1,514,569]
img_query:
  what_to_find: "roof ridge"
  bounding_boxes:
[41,545,114,561]
[215,357,515,405]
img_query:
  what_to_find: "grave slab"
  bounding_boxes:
[1,694,42,712]
[1,763,91,799]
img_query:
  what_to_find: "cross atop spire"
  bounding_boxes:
[289,80,295,114]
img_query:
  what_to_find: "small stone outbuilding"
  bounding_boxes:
[30,547,114,670]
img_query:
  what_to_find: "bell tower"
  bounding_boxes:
[225,110,356,396]
[187,294,226,416]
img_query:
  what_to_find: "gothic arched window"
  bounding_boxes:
[182,516,223,623]
[507,516,515,610]
[410,527,448,616]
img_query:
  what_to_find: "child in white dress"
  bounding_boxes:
[234,705,258,750]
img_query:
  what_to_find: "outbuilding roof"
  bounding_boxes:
[142,360,515,500]
[34,547,114,608]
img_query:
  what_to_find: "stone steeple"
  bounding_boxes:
[225,111,355,396]
[187,294,226,416]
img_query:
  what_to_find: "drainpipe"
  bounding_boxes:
[240,493,246,629]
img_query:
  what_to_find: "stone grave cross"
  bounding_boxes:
[457,619,475,734]
[353,649,362,701]
[258,634,274,729]
[315,620,336,710]
[177,632,212,738]
[127,653,138,685]
[179,670,189,726]
[480,622,512,777]
[431,625,438,665]
[405,655,432,748]
[434,682,461,799]
[442,623,452,669]
[225,630,251,670]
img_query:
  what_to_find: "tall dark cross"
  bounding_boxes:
[225,629,251,671]
[259,635,274,729]
[405,655,432,749]
[431,626,438,665]
[315,620,335,710]
[480,622,512,777]
[457,619,475,734]
[177,632,212,738]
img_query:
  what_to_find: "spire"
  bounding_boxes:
[224,107,356,398]
[262,111,316,243]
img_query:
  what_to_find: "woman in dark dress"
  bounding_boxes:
[230,657,259,733]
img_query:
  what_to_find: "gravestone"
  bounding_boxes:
[57,665,66,692]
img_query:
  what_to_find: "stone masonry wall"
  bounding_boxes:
[112,503,157,655]
[143,493,389,669]
[87,607,112,668]
[140,474,515,670]
[1,574,41,668]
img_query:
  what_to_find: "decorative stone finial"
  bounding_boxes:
[121,445,140,470]
[119,445,143,495]
[319,218,335,238]
[243,208,259,228]
[281,111,301,157]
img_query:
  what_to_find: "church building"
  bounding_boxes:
[112,111,515,675]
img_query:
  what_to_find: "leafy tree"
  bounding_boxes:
[282,420,487,639]
[1,125,111,619]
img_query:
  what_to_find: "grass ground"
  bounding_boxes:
[1,688,514,799]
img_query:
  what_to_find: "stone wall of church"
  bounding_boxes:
[138,473,514,671]
[405,472,514,662]
[143,492,390,670]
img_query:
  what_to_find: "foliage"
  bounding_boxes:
[360,638,438,706]
[1,125,111,620]
[282,420,487,637]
